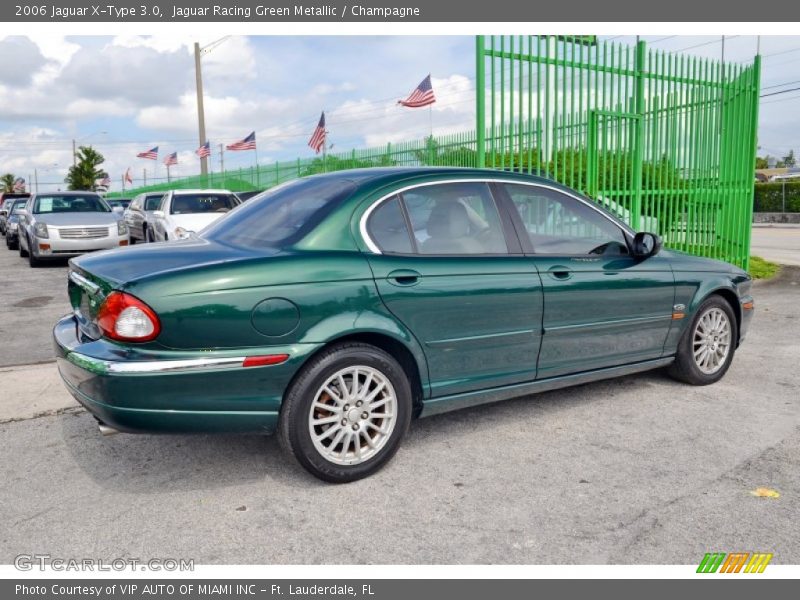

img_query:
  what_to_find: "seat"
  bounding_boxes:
[421,200,483,254]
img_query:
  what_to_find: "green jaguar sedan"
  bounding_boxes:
[54,167,754,482]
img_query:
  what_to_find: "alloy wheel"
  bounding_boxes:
[692,307,732,375]
[308,365,397,466]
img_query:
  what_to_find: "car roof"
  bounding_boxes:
[299,166,566,190]
[169,189,234,194]
[33,191,101,196]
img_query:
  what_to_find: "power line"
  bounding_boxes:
[673,36,740,54]
[760,86,800,98]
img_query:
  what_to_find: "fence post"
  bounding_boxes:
[476,35,486,168]
[630,39,647,231]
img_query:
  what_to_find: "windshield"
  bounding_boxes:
[144,195,163,211]
[10,202,26,214]
[202,178,356,249]
[169,193,237,215]
[33,194,110,214]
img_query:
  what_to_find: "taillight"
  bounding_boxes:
[96,291,161,342]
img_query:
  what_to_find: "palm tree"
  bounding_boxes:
[1,173,16,193]
[65,146,108,191]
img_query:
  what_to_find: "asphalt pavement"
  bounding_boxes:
[0,236,798,564]
[751,224,800,266]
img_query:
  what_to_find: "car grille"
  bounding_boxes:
[58,227,109,239]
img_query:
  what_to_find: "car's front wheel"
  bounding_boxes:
[19,234,28,257]
[278,343,413,483]
[668,295,738,385]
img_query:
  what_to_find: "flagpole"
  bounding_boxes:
[219,144,225,188]
[254,146,259,188]
[166,164,171,184]
[429,105,433,138]
[143,168,147,187]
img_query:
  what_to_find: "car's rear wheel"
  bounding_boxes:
[668,295,737,385]
[278,343,412,483]
[144,226,152,243]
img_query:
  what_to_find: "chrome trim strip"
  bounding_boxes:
[66,352,251,375]
[544,314,673,334]
[68,271,101,296]
[358,177,636,255]
[425,328,537,348]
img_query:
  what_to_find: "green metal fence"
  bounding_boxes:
[109,130,480,197]
[476,35,761,269]
[113,36,759,269]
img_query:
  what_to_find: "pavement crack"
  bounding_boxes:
[0,405,84,425]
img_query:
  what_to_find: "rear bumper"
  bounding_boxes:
[53,314,318,434]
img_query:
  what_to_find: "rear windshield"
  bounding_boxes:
[34,195,109,214]
[144,195,163,211]
[202,178,356,249]
[169,193,238,215]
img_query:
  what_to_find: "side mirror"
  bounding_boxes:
[153,210,165,218]
[112,206,124,213]
[0,210,7,217]
[633,232,662,259]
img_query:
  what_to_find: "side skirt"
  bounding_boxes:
[419,357,675,418]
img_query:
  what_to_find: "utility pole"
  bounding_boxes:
[194,42,208,178]
[34,168,39,193]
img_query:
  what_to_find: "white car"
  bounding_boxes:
[149,189,241,242]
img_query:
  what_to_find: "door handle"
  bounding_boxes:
[546,266,573,281]
[387,269,421,286]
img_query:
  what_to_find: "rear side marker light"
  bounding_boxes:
[242,355,289,368]
[742,301,754,310]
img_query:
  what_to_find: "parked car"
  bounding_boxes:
[18,191,129,267]
[0,192,31,235]
[124,192,166,243]
[106,198,132,211]
[149,189,240,242]
[54,168,754,482]
[235,190,264,202]
[4,200,28,250]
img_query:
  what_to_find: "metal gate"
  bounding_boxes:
[475,36,761,269]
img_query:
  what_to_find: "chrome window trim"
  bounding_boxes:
[359,178,635,255]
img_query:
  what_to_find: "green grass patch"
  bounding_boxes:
[748,256,780,280]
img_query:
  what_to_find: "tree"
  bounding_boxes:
[65,146,107,191]
[755,156,769,169]
[782,149,796,168]
[1,173,15,193]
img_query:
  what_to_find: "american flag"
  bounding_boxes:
[226,132,256,151]
[13,177,25,192]
[137,146,159,160]
[398,74,436,108]
[124,168,133,184]
[308,112,326,154]
[196,141,211,158]
[164,152,178,166]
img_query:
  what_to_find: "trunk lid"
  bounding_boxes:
[68,237,269,339]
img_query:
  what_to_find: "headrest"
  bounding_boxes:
[427,200,471,239]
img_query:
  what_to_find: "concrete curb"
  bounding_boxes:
[0,362,80,423]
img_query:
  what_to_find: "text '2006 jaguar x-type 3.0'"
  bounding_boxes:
[54,167,754,482]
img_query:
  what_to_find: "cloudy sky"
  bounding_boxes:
[1,34,798,192]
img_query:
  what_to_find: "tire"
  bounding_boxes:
[19,235,28,257]
[278,342,413,483]
[28,244,41,268]
[668,295,738,385]
[6,235,17,250]
[144,226,153,243]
